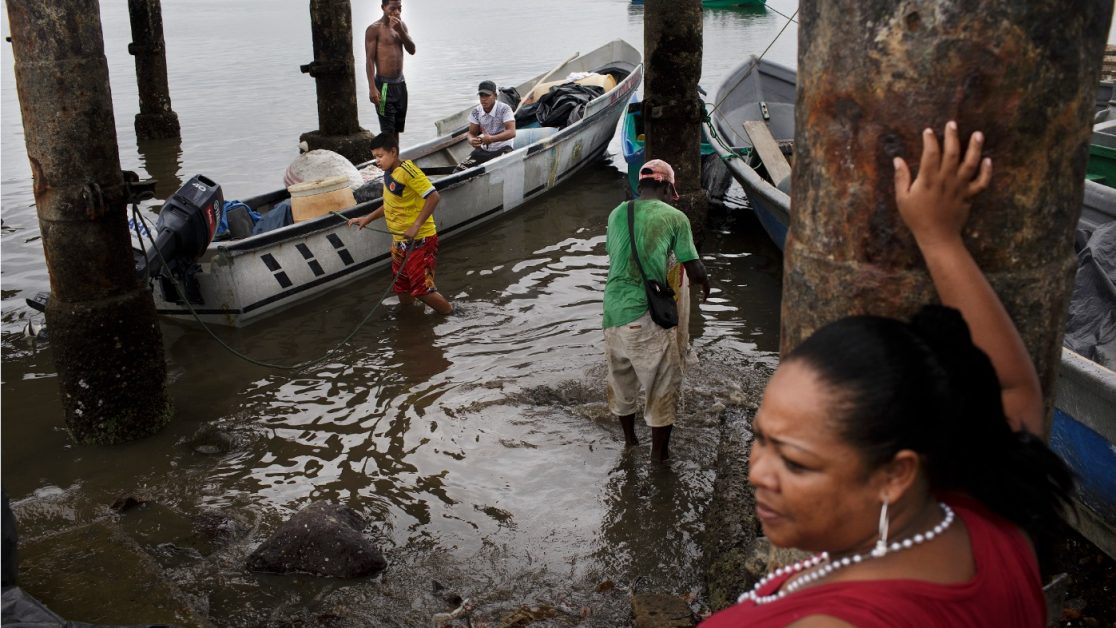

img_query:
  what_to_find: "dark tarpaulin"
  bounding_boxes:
[1064,221,1116,369]
[535,83,605,128]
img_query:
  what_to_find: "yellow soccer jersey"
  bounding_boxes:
[383,160,437,241]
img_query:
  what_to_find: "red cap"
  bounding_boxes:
[639,159,680,201]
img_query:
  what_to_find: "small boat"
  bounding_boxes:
[705,55,1116,557]
[630,0,765,6]
[701,55,795,249]
[1089,98,1116,187]
[1050,182,1116,560]
[144,39,642,327]
[619,93,733,201]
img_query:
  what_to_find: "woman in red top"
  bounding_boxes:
[703,123,1073,627]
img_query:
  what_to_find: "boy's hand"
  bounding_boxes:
[894,120,992,248]
[403,224,420,240]
[348,215,372,229]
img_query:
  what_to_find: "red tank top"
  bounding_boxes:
[701,496,1045,627]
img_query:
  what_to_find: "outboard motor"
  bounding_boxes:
[137,175,222,303]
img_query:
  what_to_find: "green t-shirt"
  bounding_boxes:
[602,199,699,328]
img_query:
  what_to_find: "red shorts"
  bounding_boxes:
[390,235,439,297]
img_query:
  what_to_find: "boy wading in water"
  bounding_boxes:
[348,133,453,314]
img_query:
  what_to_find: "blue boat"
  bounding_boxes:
[1050,180,1116,560]
[704,56,1116,558]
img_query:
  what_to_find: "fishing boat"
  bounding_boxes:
[619,93,732,201]
[704,54,1116,558]
[701,55,794,248]
[141,39,642,327]
[1050,182,1116,560]
[1089,99,1116,187]
[630,0,765,7]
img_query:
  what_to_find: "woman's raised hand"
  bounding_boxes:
[893,121,992,248]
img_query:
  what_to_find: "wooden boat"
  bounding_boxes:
[701,55,794,249]
[706,55,1116,557]
[1050,181,1116,560]
[147,39,641,327]
[630,0,765,7]
[619,93,732,200]
[1089,100,1116,188]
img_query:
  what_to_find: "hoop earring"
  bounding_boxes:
[872,500,890,557]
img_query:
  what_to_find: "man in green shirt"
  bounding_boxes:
[603,159,710,461]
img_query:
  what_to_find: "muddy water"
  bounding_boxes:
[1,0,793,624]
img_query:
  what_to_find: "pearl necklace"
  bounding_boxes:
[739,502,956,605]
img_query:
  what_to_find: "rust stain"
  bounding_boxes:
[29,157,47,197]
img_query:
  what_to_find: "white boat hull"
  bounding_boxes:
[149,40,642,327]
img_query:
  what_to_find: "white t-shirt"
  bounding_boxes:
[467,100,516,151]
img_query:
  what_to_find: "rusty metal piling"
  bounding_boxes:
[299,0,373,164]
[128,0,180,140]
[7,0,173,445]
[782,0,1114,431]
[643,0,709,247]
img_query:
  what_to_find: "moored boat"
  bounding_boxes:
[1089,102,1116,187]
[145,39,641,327]
[619,93,731,201]
[1051,182,1116,560]
[701,0,765,6]
[701,55,794,248]
[630,0,765,7]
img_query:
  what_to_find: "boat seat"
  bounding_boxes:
[743,120,793,190]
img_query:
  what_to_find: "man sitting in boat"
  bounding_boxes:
[454,80,517,172]
[347,133,454,315]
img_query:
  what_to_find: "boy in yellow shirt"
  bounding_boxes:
[348,133,453,314]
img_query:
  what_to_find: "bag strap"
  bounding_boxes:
[627,200,652,288]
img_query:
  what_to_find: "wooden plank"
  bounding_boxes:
[743,120,792,188]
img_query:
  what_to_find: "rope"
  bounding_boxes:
[764,4,799,25]
[701,103,752,164]
[131,202,413,371]
[708,8,798,115]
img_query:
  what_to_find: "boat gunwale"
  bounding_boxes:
[210,44,642,256]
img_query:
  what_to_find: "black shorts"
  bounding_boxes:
[454,146,513,172]
[375,77,408,135]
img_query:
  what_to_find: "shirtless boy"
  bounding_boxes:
[366,0,415,139]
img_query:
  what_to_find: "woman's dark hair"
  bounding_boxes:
[786,305,1073,541]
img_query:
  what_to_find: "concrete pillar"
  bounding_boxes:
[782,0,1114,429]
[299,0,374,164]
[7,0,173,445]
[128,0,181,140]
[643,0,708,248]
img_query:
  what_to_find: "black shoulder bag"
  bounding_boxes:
[627,200,678,329]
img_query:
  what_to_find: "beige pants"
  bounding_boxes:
[605,311,683,427]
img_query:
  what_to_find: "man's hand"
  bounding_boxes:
[370,89,381,107]
[682,260,710,301]
[695,277,711,302]
[403,223,420,241]
[894,121,992,248]
[388,16,403,32]
[469,135,482,148]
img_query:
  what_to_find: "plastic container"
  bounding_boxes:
[288,176,356,223]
